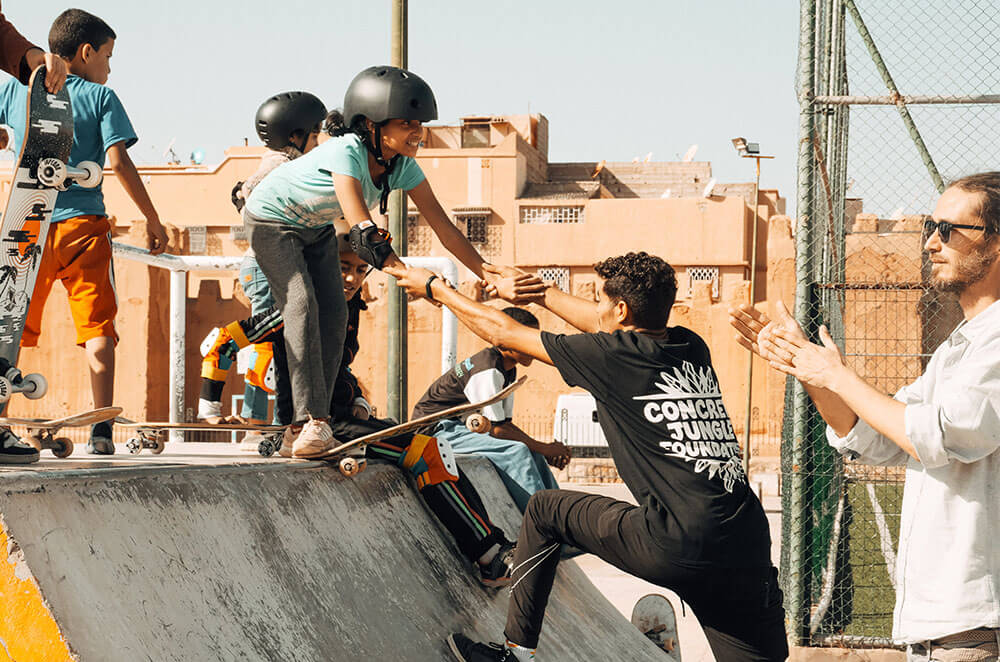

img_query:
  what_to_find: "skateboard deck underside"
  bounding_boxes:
[316,375,527,461]
[0,406,122,430]
[0,67,74,416]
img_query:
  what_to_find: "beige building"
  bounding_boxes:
[2,114,792,460]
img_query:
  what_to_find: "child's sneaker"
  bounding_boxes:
[478,541,515,587]
[446,633,520,661]
[291,418,334,458]
[86,421,114,455]
[278,424,301,458]
[0,427,39,464]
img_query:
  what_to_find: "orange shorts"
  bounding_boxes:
[21,215,118,348]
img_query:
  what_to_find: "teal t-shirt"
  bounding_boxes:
[245,133,426,228]
[0,75,137,222]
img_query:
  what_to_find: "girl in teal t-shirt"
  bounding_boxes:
[244,65,543,457]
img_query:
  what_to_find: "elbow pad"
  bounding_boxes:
[349,220,395,270]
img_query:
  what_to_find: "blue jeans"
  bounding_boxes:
[239,256,274,421]
[433,418,560,513]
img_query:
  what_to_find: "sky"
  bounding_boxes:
[6,1,802,209]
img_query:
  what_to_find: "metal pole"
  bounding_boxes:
[169,270,186,443]
[387,0,409,422]
[843,0,945,193]
[742,157,762,479]
[789,0,818,646]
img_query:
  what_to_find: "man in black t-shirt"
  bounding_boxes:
[395,253,787,662]
[412,307,571,513]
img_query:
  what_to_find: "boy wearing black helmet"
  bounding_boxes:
[200,91,326,434]
[244,66,544,458]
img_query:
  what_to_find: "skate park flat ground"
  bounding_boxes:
[0,443,681,661]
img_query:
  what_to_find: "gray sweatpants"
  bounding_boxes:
[244,211,346,422]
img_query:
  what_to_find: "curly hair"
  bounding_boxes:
[594,252,677,329]
[49,9,115,59]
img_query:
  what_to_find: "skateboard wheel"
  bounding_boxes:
[257,438,276,457]
[0,376,11,404]
[21,373,47,399]
[466,414,489,433]
[126,437,142,454]
[52,437,73,458]
[25,433,42,451]
[151,437,166,454]
[339,457,366,477]
[71,161,103,188]
[37,157,68,189]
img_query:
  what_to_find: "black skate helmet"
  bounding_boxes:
[343,65,438,129]
[254,91,327,150]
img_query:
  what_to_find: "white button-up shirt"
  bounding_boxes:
[827,299,1000,643]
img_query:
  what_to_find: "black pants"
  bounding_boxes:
[505,490,788,661]
[329,416,508,563]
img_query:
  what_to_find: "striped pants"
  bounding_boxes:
[330,417,510,562]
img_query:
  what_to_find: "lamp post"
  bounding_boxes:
[387,0,408,422]
[731,137,774,480]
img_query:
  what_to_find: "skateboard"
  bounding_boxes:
[314,375,527,477]
[0,66,102,415]
[0,406,121,458]
[631,594,681,660]
[117,420,287,456]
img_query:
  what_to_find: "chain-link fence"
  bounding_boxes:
[785,0,999,647]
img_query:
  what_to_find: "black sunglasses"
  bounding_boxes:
[922,217,987,243]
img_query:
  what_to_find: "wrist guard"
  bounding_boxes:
[349,220,395,270]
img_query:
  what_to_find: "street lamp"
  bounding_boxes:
[731,137,774,481]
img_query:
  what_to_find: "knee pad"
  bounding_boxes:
[200,326,239,380]
[400,434,459,489]
[241,342,276,394]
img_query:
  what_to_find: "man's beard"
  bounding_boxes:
[932,241,999,294]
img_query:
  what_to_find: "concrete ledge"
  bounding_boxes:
[1,451,665,661]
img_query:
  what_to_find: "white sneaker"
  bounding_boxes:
[278,425,300,458]
[292,418,335,458]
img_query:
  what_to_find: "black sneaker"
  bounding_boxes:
[478,542,515,587]
[86,421,114,455]
[0,427,39,464]
[447,633,518,661]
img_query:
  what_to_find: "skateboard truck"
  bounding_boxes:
[0,358,46,404]
[36,158,103,191]
[25,427,72,458]
[125,429,166,455]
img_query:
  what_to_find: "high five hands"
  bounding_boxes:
[729,300,848,391]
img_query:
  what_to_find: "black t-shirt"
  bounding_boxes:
[411,347,516,422]
[541,328,771,569]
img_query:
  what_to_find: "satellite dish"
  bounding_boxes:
[162,137,180,165]
[660,188,672,199]
[702,178,717,198]
[632,156,641,163]
[644,152,653,163]
[682,144,698,162]
[890,207,904,220]
[190,149,205,165]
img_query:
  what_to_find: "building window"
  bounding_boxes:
[538,267,570,293]
[407,212,433,255]
[461,122,490,148]
[463,215,488,243]
[687,267,720,299]
[520,205,584,224]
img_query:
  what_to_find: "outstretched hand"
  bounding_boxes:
[392,265,438,301]
[729,300,806,366]
[767,324,848,391]
[481,263,546,304]
[25,49,68,93]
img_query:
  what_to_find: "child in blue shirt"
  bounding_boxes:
[0,9,167,455]
[245,65,544,458]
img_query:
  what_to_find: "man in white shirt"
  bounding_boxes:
[731,172,1000,661]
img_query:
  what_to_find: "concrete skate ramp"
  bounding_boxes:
[1,456,665,661]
